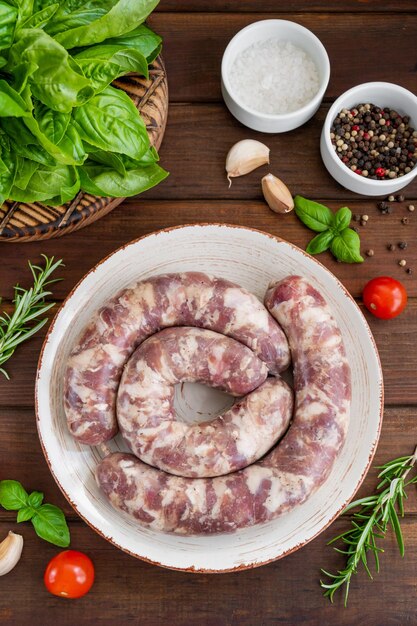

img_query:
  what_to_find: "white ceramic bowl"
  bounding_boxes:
[36,224,383,572]
[321,82,417,196]
[221,19,330,133]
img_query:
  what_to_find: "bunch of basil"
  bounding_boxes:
[0,0,168,206]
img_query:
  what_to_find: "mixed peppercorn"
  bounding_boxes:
[330,104,417,180]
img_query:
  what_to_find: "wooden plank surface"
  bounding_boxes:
[1,3,417,625]
[1,513,417,626]
[147,14,417,102]
[156,1,417,12]
[0,200,416,300]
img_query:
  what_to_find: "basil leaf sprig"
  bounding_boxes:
[320,446,417,606]
[294,196,363,263]
[0,480,70,548]
[0,255,63,379]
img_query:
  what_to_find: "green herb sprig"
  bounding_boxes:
[0,480,70,547]
[294,196,363,263]
[320,446,417,606]
[0,254,63,379]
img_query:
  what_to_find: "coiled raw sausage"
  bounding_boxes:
[65,272,290,445]
[117,327,293,477]
[96,276,351,534]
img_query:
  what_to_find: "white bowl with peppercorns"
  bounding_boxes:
[321,82,417,196]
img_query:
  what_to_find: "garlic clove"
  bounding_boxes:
[0,531,23,576]
[261,173,294,213]
[226,139,270,187]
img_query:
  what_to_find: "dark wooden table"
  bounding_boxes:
[1,2,417,624]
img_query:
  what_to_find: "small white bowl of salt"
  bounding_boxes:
[221,19,330,133]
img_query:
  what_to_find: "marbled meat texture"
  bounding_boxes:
[117,327,293,477]
[65,272,290,445]
[96,275,351,535]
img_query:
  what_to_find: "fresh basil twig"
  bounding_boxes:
[0,254,63,379]
[294,196,363,263]
[320,446,417,606]
[0,480,70,547]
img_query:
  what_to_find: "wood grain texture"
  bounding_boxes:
[134,103,417,201]
[0,201,416,301]
[156,0,417,12]
[147,13,417,102]
[1,512,417,625]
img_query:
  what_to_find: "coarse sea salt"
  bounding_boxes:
[229,39,320,115]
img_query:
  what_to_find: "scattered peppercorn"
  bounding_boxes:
[366,249,374,257]
[330,104,417,180]
[387,243,396,251]
[388,195,395,202]
[353,214,361,221]
[362,214,369,221]
[398,241,408,250]
[408,205,415,212]
[399,259,407,267]
[402,217,409,224]
[406,268,413,275]
[396,194,405,202]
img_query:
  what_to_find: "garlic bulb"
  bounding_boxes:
[226,140,270,187]
[0,531,23,576]
[261,173,294,213]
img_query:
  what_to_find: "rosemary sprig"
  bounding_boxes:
[320,445,417,606]
[0,255,63,379]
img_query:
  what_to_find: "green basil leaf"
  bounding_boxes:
[35,103,71,145]
[28,490,44,508]
[103,24,162,61]
[330,228,364,263]
[44,1,116,36]
[19,2,59,29]
[0,480,29,510]
[13,155,39,189]
[8,28,94,112]
[79,161,168,196]
[333,206,352,233]
[17,505,36,522]
[74,45,149,93]
[1,118,56,165]
[0,80,30,117]
[31,503,70,547]
[10,161,80,204]
[84,145,127,175]
[0,1,18,50]
[294,195,335,232]
[306,230,335,255]
[73,86,149,160]
[0,133,17,203]
[53,0,160,49]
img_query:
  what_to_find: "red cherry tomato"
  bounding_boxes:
[363,276,407,319]
[44,550,94,599]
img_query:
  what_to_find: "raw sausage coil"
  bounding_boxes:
[65,272,291,445]
[117,327,293,478]
[96,275,351,535]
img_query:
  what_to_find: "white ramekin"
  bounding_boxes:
[321,82,417,196]
[221,19,330,134]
